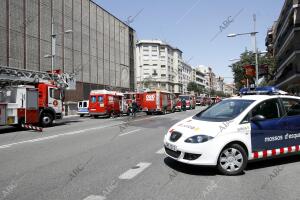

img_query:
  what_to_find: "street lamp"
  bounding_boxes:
[44,17,72,78]
[227,14,259,85]
[228,58,240,62]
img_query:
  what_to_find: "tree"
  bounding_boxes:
[228,50,275,90]
[187,82,206,95]
[187,81,199,93]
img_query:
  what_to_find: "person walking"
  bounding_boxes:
[132,100,138,117]
[182,98,187,111]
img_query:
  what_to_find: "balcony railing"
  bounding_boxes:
[275,20,294,53]
[276,0,293,35]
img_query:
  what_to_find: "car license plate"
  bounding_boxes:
[165,142,177,151]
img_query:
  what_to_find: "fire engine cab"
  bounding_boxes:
[0,66,75,127]
[89,90,124,118]
[141,90,176,115]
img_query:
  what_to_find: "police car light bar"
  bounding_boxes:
[240,86,288,95]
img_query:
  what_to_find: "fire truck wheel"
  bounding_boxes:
[93,115,99,119]
[146,112,151,115]
[40,112,53,127]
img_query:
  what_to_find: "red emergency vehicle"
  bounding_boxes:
[0,66,75,127]
[89,90,124,118]
[124,92,143,114]
[141,91,176,115]
[178,94,196,110]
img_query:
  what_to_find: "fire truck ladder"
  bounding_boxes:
[0,65,75,89]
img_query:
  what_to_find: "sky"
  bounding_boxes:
[95,0,284,83]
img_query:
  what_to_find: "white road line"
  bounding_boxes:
[0,114,164,150]
[156,147,165,154]
[0,123,124,150]
[119,162,151,180]
[83,195,106,200]
[119,129,141,137]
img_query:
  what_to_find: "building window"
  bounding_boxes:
[161,65,166,68]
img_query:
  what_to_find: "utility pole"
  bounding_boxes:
[253,14,259,85]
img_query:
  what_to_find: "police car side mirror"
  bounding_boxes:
[251,115,266,122]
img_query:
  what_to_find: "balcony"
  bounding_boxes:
[276,32,300,70]
[276,0,293,36]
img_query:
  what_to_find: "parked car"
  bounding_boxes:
[77,100,89,117]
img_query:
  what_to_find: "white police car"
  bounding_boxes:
[164,87,300,175]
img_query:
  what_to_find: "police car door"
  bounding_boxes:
[279,98,300,146]
[249,98,284,152]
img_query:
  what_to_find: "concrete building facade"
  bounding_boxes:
[193,66,207,89]
[214,76,224,92]
[266,0,300,94]
[197,65,215,91]
[181,62,192,93]
[223,83,236,96]
[136,40,183,93]
[0,0,136,102]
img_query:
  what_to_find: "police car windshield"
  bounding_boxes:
[193,99,254,122]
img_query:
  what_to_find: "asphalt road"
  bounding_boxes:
[0,107,299,200]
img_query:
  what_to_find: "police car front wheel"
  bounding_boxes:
[217,144,247,176]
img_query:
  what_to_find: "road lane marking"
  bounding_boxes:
[0,123,125,150]
[156,148,165,154]
[0,114,173,150]
[83,195,106,200]
[119,129,141,137]
[119,162,151,180]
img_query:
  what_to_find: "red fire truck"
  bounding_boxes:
[141,90,176,115]
[0,66,75,127]
[89,90,124,118]
[177,94,196,110]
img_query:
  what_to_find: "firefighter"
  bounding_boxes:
[132,99,138,117]
[182,98,187,111]
[128,101,133,116]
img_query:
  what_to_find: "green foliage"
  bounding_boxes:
[228,50,275,90]
[187,81,199,92]
[187,82,205,95]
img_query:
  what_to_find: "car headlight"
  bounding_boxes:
[184,135,213,143]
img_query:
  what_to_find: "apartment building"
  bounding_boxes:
[223,83,236,96]
[197,65,215,91]
[182,62,192,93]
[193,66,207,89]
[215,76,225,92]
[136,40,183,93]
[266,0,300,94]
